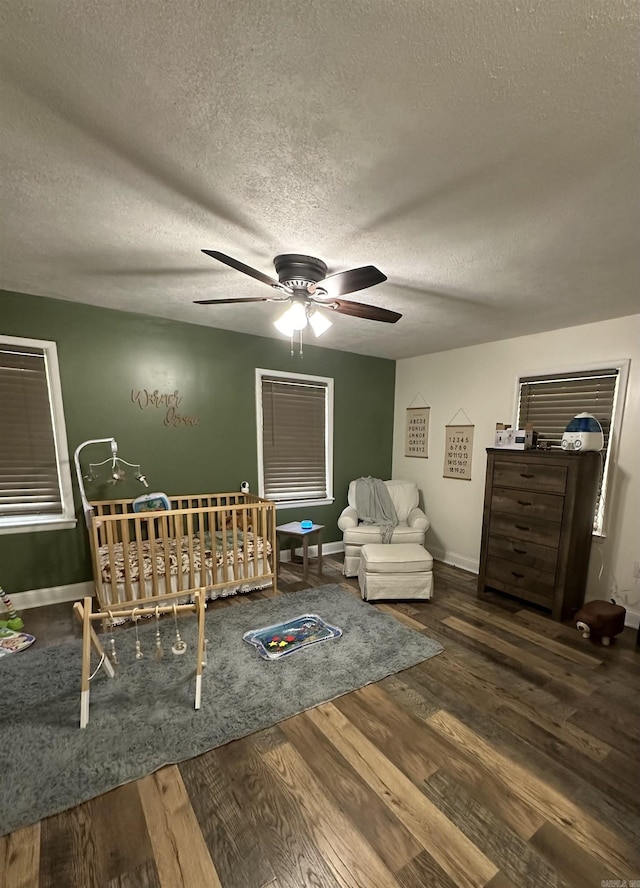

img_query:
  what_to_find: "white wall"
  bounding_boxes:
[392,314,640,623]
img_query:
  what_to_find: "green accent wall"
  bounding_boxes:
[0,290,396,593]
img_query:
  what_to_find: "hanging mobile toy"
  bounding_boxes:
[0,586,24,631]
[132,607,144,660]
[171,604,187,655]
[107,610,118,667]
[154,606,164,660]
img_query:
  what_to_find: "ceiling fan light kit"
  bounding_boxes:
[197,250,401,355]
[307,307,332,337]
[274,301,308,335]
[274,302,332,337]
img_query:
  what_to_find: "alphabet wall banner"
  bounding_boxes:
[444,424,474,480]
[405,407,430,458]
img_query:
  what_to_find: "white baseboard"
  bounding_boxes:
[10,581,94,610]
[427,547,479,575]
[624,608,639,629]
[278,540,344,563]
[426,550,639,629]
[14,551,636,633]
[278,540,478,572]
[11,546,347,609]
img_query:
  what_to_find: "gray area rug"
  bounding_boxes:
[0,584,442,835]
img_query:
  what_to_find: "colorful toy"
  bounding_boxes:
[0,627,35,656]
[243,613,342,660]
[0,585,24,631]
[132,492,170,513]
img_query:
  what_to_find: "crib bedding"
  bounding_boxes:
[98,530,271,586]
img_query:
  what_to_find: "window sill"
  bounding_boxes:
[0,516,77,536]
[274,498,335,510]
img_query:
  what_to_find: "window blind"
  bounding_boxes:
[0,345,63,519]
[517,369,618,449]
[261,376,328,502]
[517,368,620,533]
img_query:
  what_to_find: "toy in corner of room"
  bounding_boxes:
[0,586,35,656]
[132,492,171,513]
[575,599,626,646]
[300,519,313,530]
[0,585,24,631]
[0,627,36,657]
[243,614,342,660]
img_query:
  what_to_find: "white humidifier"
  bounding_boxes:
[561,413,604,452]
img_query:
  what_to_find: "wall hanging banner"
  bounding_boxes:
[444,424,474,480]
[405,407,430,458]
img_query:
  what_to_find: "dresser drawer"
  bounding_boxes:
[489,512,561,548]
[493,460,567,494]
[486,556,555,600]
[487,534,558,573]
[491,487,564,523]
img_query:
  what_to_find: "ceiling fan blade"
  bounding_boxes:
[324,299,401,323]
[194,296,278,305]
[201,250,286,290]
[316,265,387,297]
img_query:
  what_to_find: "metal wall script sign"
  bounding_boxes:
[131,389,199,427]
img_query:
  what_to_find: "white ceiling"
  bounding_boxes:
[1,1,638,360]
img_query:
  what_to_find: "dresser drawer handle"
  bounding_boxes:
[515,524,530,531]
[520,473,535,479]
[511,571,524,579]
[517,500,532,507]
[513,547,527,555]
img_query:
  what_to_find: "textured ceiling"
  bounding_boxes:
[1,1,638,359]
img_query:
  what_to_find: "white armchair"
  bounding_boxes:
[338,479,429,577]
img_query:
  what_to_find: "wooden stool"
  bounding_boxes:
[574,599,626,646]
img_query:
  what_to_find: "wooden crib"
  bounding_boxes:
[87,492,277,610]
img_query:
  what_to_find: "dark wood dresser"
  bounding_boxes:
[478,448,601,621]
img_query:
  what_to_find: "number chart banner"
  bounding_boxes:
[405,407,430,458]
[444,424,473,480]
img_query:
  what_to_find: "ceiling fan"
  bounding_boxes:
[195,251,401,349]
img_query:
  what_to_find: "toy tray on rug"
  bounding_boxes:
[243,613,342,660]
[0,628,36,658]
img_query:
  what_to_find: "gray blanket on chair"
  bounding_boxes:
[354,477,398,544]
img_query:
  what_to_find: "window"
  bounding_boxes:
[256,368,334,507]
[516,362,629,535]
[0,336,76,534]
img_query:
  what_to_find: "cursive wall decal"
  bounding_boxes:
[131,389,199,427]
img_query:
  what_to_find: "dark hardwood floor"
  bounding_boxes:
[2,555,639,888]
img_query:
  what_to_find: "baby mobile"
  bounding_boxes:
[74,590,209,728]
[105,603,207,667]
